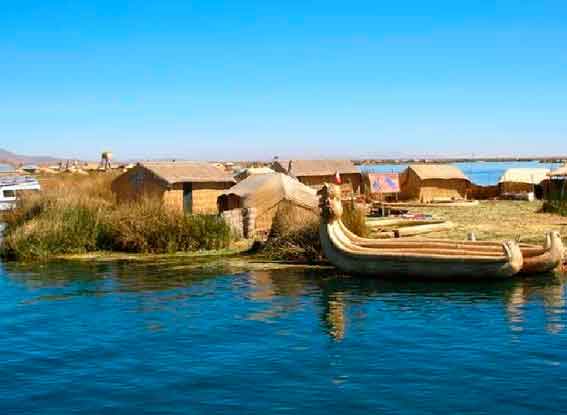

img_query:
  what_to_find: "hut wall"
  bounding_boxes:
[111,165,167,204]
[255,204,279,236]
[418,179,469,202]
[400,170,469,202]
[221,209,244,239]
[163,187,184,211]
[113,167,232,214]
[470,184,499,200]
[499,182,534,194]
[545,179,567,201]
[224,200,318,239]
[191,182,233,214]
[170,182,231,214]
[399,169,421,201]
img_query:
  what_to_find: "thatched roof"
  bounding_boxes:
[408,164,469,181]
[274,159,359,177]
[549,164,567,177]
[499,168,550,184]
[140,161,236,185]
[220,173,318,211]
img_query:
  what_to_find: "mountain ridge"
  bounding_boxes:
[0,148,63,166]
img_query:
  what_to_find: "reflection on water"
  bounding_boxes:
[506,279,566,335]
[4,259,566,340]
[1,259,566,414]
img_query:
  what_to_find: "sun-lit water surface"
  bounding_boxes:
[0,259,566,414]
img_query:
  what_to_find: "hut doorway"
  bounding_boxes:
[183,183,193,214]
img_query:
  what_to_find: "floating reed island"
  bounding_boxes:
[0,160,566,273]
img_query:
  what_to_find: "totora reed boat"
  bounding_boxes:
[338,220,563,275]
[318,184,525,279]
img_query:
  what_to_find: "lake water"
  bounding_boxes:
[1,259,566,414]
[361,161,562,186]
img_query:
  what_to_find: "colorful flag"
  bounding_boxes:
[368,173,400,194]
[335,170,342,185]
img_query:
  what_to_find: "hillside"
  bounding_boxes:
[0,148,62,166]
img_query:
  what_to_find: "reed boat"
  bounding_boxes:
[375,200,479,209]
[366,218,455,239]
[319,185,524,279]
[340,204,563,275]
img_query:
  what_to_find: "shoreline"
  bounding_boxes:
[1,244,333,271]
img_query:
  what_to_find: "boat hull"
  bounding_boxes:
[320,222,523,280]
[337,221,564,275]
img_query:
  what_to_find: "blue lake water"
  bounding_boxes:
[361,161,562,186]
[1,259,566,414]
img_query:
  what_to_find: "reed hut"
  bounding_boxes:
[271,159,362,193]
[112,161,235,214]
[400,164,471,202]
[498,168,550,199]
[218,173,318,236]
[546,164,567,204]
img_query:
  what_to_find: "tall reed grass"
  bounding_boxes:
[0,174,231,260]
[262,201,368,262]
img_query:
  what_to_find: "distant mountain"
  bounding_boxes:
[0,148,64,166]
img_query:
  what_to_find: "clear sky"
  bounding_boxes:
[1,0,566,161]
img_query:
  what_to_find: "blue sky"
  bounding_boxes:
[1,0,566,161]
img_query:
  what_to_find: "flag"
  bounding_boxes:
[335,170,342,185]
[368,173,400,193]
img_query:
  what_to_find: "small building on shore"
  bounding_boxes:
[546,164,567,202]
[218,173,318,237]
[271,159,362,193]
[498,168,550,199]
[400,164,471,202]
[112,161,235,214]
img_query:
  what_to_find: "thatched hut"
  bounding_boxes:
[112,161,235,214]
[400,164,471,202]
[271,159,362,193]
[218,173,318,236]
[498,168,550,198]
[546,164,567,203]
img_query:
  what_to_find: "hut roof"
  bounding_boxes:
[499,168,550,184]
[140,161,236,185]
[274,159,359,177]
[549,164,567,177]
[408,164,469,181]
[220,173,318,211]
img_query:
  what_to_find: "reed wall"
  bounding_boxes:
[400,169,470,202]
